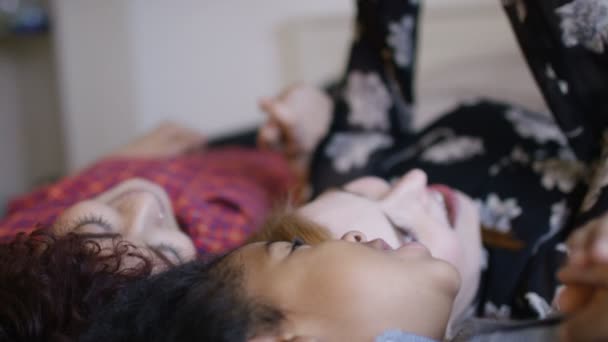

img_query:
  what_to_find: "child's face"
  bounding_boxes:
[297,170,483,320]
[233,233,459,341]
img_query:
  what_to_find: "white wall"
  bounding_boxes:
[0,35,64,212]
[52,0,353,170]
[52,0,139,171]
[415,1,546,128]
[52,0,546,171]
[131,0,353,138]
[0,43,26,212]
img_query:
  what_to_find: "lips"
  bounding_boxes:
[428,184,458,228]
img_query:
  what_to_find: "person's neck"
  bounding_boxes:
[402,293,456,341]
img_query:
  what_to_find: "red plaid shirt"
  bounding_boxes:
[0,147,295,254]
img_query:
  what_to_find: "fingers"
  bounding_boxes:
[567,229,590,266]
[590,220,608,262]
[567,214,608,266]
[557,285,594,314]
[558,216,608,341]
[558,264,608,288]
[258,123,281,149]
[257,97,299,157]
[559,290,608,342]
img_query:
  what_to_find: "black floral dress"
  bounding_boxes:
[309,0,608,320]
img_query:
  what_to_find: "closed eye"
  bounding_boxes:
[152,244,183,265]
[69,215,113,233]
[290,237,305,253]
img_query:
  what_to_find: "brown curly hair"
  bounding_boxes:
[0,229,153,342]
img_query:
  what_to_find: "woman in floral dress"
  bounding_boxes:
[260,0,608,324]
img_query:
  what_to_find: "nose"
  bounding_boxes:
[341,230,368,243]
[343,177,391,200]
[111,192,165,237]
[382,169,428,204]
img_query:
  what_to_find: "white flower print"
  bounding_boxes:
[489,146,530,176]
[582,130,608,211]
[505,107,567,145]
[484,302,512,320]
[556,0,608,54]
[387,15,415,68]
[551,201,570,233]
[481,247,489,271]
[545,64,557,80]
[381,128,454,170]
[553,286,566,310]
[558,80,570,94]
[345,71,392,131]
[476,194,522,233]
[556,243,569,254]
[525,292,556,319]
[325,132,393,174]
[532,201,571,254]
[511,146,531,164]
[532,148,586,193]
[421,136,484,164]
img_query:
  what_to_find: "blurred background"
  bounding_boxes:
[0,0,546,213]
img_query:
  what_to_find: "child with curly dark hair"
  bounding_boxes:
[0,229,153,342]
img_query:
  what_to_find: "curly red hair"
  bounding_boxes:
[0,229,153,342]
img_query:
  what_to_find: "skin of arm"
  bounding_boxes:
[105,121,206,160]
[257,84,333,181]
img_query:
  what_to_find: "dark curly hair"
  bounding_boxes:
[0,229,153,342]
[82,251,285,342]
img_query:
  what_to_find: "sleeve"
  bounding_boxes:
[501,0,608,225]
[169,149,297,254]
[310,0,422,194]
[326,0,422,137]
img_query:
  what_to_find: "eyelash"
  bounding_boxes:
[291,237,305,252]
[70,214,113,232]
[155,243,182,263]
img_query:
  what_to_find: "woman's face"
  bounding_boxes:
[53,179,196,268]
[233,233,459,341]
[296,169,482,321]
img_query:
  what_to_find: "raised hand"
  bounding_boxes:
[257,83,333,173]
[556,212,608,341]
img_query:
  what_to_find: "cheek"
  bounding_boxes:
[290,261,384,316]
[147,230,197,261]
[426,231,465,272]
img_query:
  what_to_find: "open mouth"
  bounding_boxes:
[428,184,458,228]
